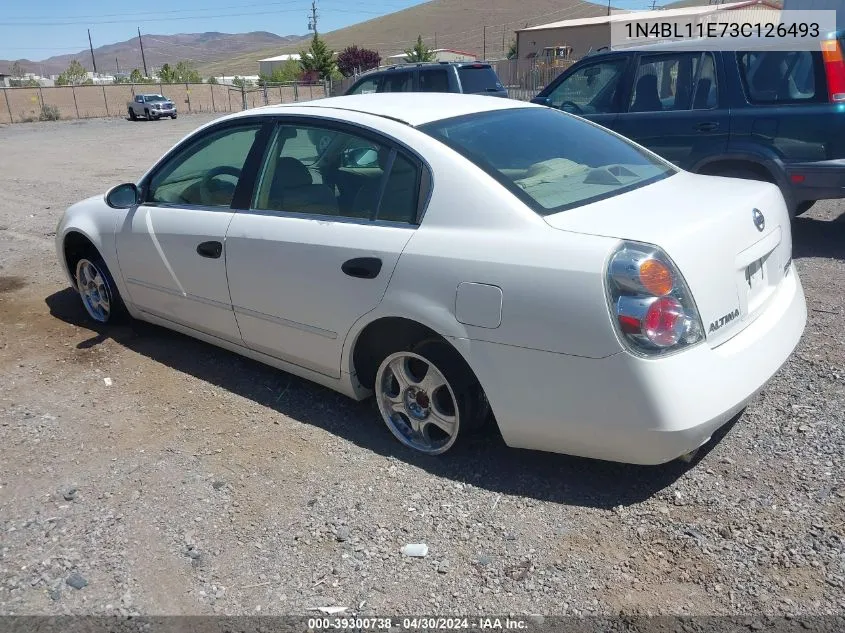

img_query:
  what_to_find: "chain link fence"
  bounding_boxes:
[0,81,329,124]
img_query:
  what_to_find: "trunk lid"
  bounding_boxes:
[543,171,793,347]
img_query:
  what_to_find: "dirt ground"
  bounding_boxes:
[0,114,843,618]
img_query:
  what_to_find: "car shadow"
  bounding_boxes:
[792,213,845,261]
[45,288,733,509]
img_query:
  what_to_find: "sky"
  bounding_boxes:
[0,0,674,61]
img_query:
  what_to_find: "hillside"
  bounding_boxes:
[201,0,610,76]
[2,31,303,78]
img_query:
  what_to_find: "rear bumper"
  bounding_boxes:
[465,266,806,465]
[785,159,845,202]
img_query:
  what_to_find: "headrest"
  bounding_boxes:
[274,157,312,188]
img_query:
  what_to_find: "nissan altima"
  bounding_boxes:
[55,93,807,464]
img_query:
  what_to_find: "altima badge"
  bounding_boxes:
[752,208,765,232]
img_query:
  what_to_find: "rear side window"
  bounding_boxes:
[419,68,450,92]
[457,65,502,93]
[381,71,414,92]
[628,52,718,112]
[737,50,818,103]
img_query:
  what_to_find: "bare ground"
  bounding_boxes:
[0,114,843,617]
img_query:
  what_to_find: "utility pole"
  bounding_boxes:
[483,25,487,60]
[138,27,148,77]
[650,0,658,8]
[502,26,506,56]
[607,0,611,16]
[308,0,319,35]
[115,57,120,74]
[88,29,98,74]
[434,32,437,48]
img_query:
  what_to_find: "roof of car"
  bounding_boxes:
[235,93,534,127]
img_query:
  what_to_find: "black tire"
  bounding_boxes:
[72,252,127,324]
[171,114,177,119]
[128,108,137,121]
[794,200,815,216]
[407,338,490,433]
[373,337,490,455]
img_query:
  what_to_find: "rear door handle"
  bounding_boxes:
[196,241,223,259]
[342,257,382,279]
[696,122,720,132]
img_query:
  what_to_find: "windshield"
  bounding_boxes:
[146,95,166,102]
[419,107,675,215]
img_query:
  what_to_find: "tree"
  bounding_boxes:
[259,58,304,85]
[10,60,24,79]
[404,35,435,63]
[336,45,380,78]
[158,63,175,83]
[207,76,219,84]
[56,59,88,86]
[507,40,518,60]
[232,76,254,89]
[299,34,336,81]
[129,68,145,84]
[174,60,201,83]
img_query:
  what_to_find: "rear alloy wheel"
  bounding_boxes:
[74,257,122,324]
[171,113,177,119]
[375,350,462,455]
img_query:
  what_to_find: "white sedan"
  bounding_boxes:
[55,93,807,464]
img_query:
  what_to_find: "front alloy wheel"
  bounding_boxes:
[75,258,112,323]
[375,351,460,455]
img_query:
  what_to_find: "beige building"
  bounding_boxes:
[258,54,302,77]
[515,0,781,61]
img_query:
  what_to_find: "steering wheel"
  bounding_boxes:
[199,165,242,205]
[558,100,584,114]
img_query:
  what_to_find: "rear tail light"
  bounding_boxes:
[606,242,703,357]
[821,38,845,103]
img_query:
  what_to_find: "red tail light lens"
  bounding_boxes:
[643,296,685,347]
[821,39,845,103]
[606,242,703,357]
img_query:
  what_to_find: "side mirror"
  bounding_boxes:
[105,183,139,209]
[530,96,552,107]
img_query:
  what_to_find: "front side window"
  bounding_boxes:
[545,58,628,114]
[146,124,261,207]
[420,107,674,215]
[348,76,380,95]
[252,123,421,223]
[738,50,818,103]
[457,65,502,93]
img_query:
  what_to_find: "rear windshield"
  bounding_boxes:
[419,107,674,215]
[457,66,502,93]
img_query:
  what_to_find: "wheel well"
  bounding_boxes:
[698,159,774,182]
[352,317,463,390]
[63,231,98,283]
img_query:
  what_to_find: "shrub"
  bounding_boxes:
[39,104,61,121]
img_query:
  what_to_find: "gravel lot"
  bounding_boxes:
[0,114,843,618]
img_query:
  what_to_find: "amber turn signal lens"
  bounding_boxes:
[638,259,673,296]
